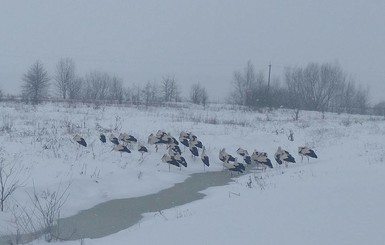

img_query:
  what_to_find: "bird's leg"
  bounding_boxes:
[168,163,170,172]
[156,145,158,152]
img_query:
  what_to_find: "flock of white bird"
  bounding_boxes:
[73,131,318,174]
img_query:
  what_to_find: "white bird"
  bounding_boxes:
[298,146,318,162]
[223,156,244,176]
[219,148,235,163]
[99,133,106,143]
[274,146,296,167]
[112,144,131,156]
[138,145,148,160]
[236,147,251,165]
[200,146,210,170]
[251,150,273,171]
[109,133,119,145]
[161,153,180,172]
[179,131,190,148]
[148,133,167,152]
[74,134,87,147]
[119,133,137,145]
[188,140,199,157]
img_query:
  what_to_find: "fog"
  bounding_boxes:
[1,0,384,102]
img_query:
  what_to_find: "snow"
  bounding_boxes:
[0,102,385,245]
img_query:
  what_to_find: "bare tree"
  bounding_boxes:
[190,84,201,104]
[230,61,267,108]
[54,58,76,99]
[284,62,346,112]
[190,83,209,106]
[68,76,83,100]
[161,75,180,102]
[231,61,255,106]
[83,71,111,102]
[109,76,124,103]
[142,81,159,108]
[21,61,50,104]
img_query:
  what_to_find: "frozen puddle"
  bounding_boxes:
[55,169,242,240]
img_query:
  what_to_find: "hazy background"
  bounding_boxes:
[1,0,384,103]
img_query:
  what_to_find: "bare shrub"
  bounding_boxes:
[28,183,70,242]
[0,151,25,212]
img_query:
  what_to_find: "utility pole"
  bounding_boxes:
[267,63,272,110]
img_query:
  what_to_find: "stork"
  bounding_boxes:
[109,133,119,145]
[99,133,106,143]
[168,143,182,155]
[189,144,199,158]
[189,138,203,149]
[148,133,167,152]
[219,148,235,163]
[236,147,251,165]
[74,134,87,147]
[274,146,296,167]
[223,156,244,176]
[179,131,190,148]
[138,145,148,160]
[251,150,273,171]
[200,146,210,170]
[161,153,180,172]
[112,144,131,156]
[168,148,187,170]
[173,154,188,168]
[298,146,318,162]
[119,133,138,146]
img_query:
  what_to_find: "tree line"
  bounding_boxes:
[230,61,382,116]
[15,58,208,107]
[1,58,384,115]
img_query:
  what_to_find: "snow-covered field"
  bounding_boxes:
[0,102,384,245]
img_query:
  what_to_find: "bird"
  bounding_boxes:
[236,147,248,157]
[223,156,244,176]
[219,148,236,163]
[109,133,119,145]
[148,133,167,152]
[251,150,273,171]
[161,153,180,171]
[112,144,131,155]
[189,144,199,157]
[298,146,318,162]
[74,134,87,147]
[200,146,210,170]
[168,148,187,169]
[173,154,188,168]
[188,140,199,157]
[119,133,138,145]
[190,138,203,149]
[99,133,106,143]
[236,147,251,165]
[179,131,190,148]
[274,147,296,167]
[138,145,148,160]
[168,143,182,155]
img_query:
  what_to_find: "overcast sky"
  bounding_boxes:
[1,0,384,103]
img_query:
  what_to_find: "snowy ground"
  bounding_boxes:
[0,102,384,245]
